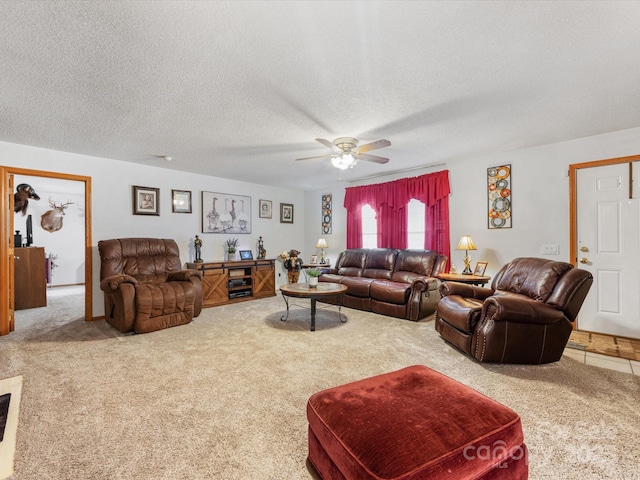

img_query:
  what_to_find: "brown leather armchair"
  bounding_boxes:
[98,238,203,334]
[435,257,593,364]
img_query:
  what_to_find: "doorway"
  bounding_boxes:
[0,166,92,335]
[570,154,640,340]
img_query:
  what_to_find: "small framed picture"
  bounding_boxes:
[280,203,294,223]
[259,199,272,219]
[133,186,160,215]
[239,250,253,260]
[474,261,488,276]
[172,189,192,213]
[310,254,318,265]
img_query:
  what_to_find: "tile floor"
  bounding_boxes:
[563,347,640,376]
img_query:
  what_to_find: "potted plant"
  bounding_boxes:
[225,237,239,260]
[305,267,321,287]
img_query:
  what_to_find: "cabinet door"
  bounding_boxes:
[253,262,275,299]
[201,264,228,307]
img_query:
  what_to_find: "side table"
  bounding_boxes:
[437,273,491,286]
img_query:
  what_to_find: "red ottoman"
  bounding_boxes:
[307,365,527,480]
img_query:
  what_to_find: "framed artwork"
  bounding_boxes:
[322,193,332,234]
[474,261,488,276]
[487,164,512,229]
[133,185,160,216]
[310,254,318,265]
[259,199,272,219]
[201,191,251,234]
[171,189,192,213]
[280,203,294,223]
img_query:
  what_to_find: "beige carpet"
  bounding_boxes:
[3,293,640,480]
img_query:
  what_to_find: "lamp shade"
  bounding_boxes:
[456,235,477,251]
[316,238,328,249]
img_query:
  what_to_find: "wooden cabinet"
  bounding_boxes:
[186,259,276,308]
[14,247,47,310]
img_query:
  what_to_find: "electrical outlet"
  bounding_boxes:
[542,244,559,255]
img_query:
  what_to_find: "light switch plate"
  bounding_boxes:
[542,244,559,255]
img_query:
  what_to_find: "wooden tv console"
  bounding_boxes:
[186,259,276,308]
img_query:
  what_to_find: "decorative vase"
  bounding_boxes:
[308,277,319,287]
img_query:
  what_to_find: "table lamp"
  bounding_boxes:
[456,235,477,274]
[316,238,328,264]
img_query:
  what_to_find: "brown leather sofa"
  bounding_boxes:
[98,238,203,334]
[435,257,593,364]
[319,248,447,321]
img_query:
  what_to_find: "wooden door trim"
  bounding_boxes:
[0,166,92,335]
[569,154,640,332]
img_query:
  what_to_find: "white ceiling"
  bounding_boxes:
[2,1,640,190]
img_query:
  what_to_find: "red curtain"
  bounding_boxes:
[343,170,450,261]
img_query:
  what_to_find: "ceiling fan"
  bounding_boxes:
[296,137,391,170]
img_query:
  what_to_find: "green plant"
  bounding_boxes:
[306,267,321,277]
[226,237,239,252]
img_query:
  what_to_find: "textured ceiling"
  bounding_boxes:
[1,1,640,190]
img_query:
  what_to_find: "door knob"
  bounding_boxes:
[580,246,589,252]
[580,257,589,264]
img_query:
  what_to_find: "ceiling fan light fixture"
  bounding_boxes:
[331,152,357,170]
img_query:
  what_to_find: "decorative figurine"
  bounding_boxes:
[194,235,203,263]
[257,236,266,260]
[282,249,303,283]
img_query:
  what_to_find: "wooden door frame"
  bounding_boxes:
[1,166,92,335]
[569,154,640,332]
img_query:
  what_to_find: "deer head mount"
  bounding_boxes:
[41,199,74,233]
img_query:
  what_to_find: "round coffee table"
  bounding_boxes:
[279,282,348,331]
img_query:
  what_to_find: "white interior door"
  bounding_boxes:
[576,162,640,339]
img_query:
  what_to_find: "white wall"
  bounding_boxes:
[1,141,306,317]
[305,126,640,279]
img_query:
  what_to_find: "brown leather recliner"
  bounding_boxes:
[98,238,203,334]
[435,257,593,364]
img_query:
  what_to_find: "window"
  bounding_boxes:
[361,199,425,248]
[362,204,377,248]
[407,199,425,249]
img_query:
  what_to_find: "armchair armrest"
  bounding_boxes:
[483,296,566,325]
[441,282,493,300]
[100,274,137,292]
[168,269,203,282]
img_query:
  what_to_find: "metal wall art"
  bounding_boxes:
[202,191,251,233]
[487,165,511,229]
[322,193,332,234]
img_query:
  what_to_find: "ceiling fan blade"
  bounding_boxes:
[295,154,334,161]
[357,153,389,164]
[355,139,391,154]
[315,138,341,152]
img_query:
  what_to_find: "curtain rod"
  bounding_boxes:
[351,162,447,183]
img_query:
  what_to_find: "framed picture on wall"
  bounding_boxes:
[171,189,192,213]
[133,185,160,215]
[259,199,272,219]
[201,191,251,233]
[280,203,294,223]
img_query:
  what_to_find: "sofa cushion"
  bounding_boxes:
[369,280,410,304]
[362,248,398,280]
[337,249,367,277]
[437,296,484,334]
[339,277,375,297]
[494,257,573,303]
[393,249,438,276]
